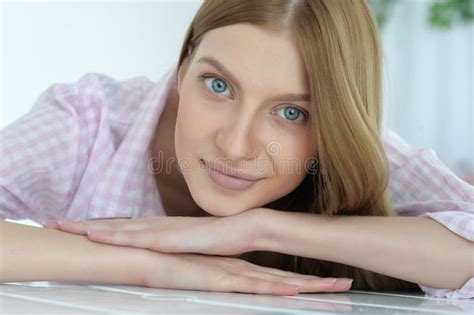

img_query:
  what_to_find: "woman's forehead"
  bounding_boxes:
[194,23,308,86]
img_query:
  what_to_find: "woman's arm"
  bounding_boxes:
[1,221,353,295]
[255,209,474,290]
[0,220,150,284]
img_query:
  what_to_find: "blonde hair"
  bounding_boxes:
[176,0,421,292]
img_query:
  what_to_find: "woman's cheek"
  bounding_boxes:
[175,99,214,156]
[175,102,197,158]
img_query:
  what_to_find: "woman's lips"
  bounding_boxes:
[202,160,260,191]
[202,159,263,181]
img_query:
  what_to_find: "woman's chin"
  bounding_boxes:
[195,200,246,217]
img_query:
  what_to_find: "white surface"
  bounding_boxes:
[1,281,472,314]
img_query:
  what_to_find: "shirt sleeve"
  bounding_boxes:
[1,85,79,222]
[383,127,474,299]
[0,73,153,223]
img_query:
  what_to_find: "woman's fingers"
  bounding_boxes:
[250,264,325,280]
[223,274,300,296]
[53,219,150,236]
[56,221,89,235]
[239,270,352,293]
[227,258,353,293]
[86,230,156,249]
[143,253,352,297]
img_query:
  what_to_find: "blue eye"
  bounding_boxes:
[275,107,307,122]
[202,76,232,97]
[201,74,308,124]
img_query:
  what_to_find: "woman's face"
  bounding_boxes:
[175,23,314,217]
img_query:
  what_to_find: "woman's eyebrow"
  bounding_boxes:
[197,56,310,103]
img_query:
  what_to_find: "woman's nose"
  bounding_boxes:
[215,119,258,161]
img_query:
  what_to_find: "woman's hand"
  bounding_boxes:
[142,251,354,296]
[42,209,265,256]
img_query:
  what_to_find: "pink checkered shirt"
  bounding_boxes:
[1,62,473,299]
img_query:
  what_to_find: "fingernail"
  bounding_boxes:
[337,279,353,285]
[289,285,299,293]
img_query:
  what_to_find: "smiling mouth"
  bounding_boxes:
[201,159,263,181]
[201,159,261,191]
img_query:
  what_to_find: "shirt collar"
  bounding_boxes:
[89,62,178,219]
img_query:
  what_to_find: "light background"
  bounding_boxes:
[1,0,473,179]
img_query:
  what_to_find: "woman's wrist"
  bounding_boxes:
[250,208,333,255]
[84,242,154,287]
[248,208,281,252]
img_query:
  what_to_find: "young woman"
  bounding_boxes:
[1,0,472,298]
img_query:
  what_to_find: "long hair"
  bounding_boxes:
[176,0,421,292]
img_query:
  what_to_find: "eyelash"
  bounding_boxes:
[199,74,309,124]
